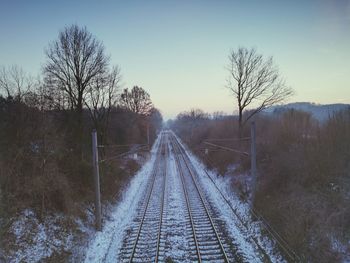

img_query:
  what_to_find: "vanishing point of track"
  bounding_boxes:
[120,131,239,262]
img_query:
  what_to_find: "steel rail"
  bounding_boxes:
[155,134,168,262]
[128,134,165,263]
[172,135,230,263]
[196,143,299,262]
[193,149,273,262]
[171,136,202,263]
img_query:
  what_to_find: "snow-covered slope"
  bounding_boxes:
[83,135,161,262]
[265,102,349,122]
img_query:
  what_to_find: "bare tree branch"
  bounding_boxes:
[85,66,121,138]
[0,65,33,101]
[119,86,153,116]
[226,47,293,135]
[43,24,109,113]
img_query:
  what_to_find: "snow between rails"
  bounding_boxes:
[173,132,286,263]
[84,131,285,262]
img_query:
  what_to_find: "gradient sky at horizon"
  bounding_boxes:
[0,0,349,119]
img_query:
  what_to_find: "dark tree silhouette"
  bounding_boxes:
[176,109,209,140]
[120,86,153,116]
[43,24,109,118]
[227,47,293,136]
[85,66,121,140]
[43,25,110,153]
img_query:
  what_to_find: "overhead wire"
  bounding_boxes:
[99,144,149,163]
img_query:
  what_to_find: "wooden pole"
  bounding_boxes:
[147,123,150,145]
[92,130,102,231]
[147,123,150,151]
[250,122,257,206]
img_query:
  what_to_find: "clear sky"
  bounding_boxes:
[0,0,349,119]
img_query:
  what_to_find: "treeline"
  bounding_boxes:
[170,108,350,262]
[0,25,163,222]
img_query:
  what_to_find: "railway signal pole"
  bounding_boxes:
[147,123,150,145]
[92,130,102,231]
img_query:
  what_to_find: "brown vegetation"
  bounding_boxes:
[171,107,350,262]
[0,25,163,258]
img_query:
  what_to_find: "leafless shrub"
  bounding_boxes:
[172,108,350,262]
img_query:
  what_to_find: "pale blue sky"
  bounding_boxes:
[0,0,349,118]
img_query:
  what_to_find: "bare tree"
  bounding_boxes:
[227,47,293,135]
[85,66,121,139]
[177,108,209,122]
[0,65,33,101]
[43,25,110,154]
[120,86,153,116]
[176,109,209,140]
[43,24,109,117]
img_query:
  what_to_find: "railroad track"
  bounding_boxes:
[119,132,168,262]
[118,131,245,262]
[170,134,239,263]
[172,135,276,263]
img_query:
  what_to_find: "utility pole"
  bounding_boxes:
[92,130,102,231]
[147,123,150,147]
[250,122,257,206]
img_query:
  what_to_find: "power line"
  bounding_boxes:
[99,145,149,163]
[203,142,249,156]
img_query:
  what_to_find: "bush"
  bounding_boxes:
[0,95,161,220]
[172,108,350,262]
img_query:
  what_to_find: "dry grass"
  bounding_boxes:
[172,108,350,262]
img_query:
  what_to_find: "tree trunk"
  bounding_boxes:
[238,108,243,139]
[76,95,84,160]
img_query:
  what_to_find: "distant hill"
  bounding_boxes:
[265,102,350,122]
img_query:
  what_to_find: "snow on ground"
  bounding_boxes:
[1,137,158,263]
[174,133,286,263]
[83,131,286,262]
[5,209,75,263]
[83,135,161,262]
[2,131,287,262]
